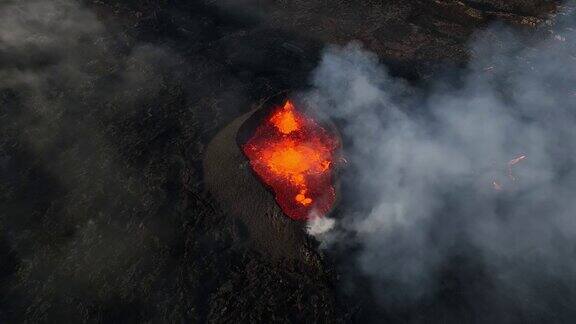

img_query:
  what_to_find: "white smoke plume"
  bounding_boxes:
[306,213,335,237]
[303,4,576,313]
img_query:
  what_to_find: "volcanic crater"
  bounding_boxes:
[204,93,341,260]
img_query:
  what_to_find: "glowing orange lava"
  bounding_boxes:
[242,100,339,221]
[492,154,527,191]
[269,101,300,134]
[508,154,526,181]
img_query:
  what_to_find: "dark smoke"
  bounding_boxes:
[0,0,245,322]
[0,0,335,322]
[305,3,576,320]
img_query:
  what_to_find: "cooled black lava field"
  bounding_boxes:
[2,1,575,323]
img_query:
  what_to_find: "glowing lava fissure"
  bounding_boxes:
[242,100,339,221]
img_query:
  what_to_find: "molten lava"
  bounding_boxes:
[242,100,339,221]
[492,154,527,191]
[508,154,527,181]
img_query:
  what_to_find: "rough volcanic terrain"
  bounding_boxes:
[0,0,563,322]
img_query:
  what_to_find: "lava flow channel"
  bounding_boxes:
[242,100,339,221]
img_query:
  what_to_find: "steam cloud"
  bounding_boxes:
[306,212,336,237]
[305,5,576,315]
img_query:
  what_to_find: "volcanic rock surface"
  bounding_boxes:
[0,0,561,322]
